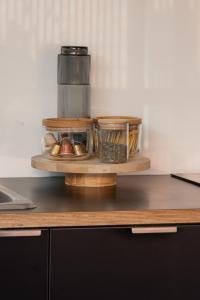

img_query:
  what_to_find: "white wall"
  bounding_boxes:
[0,0,200,177]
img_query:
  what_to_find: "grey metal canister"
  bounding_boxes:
[57,46,91,118]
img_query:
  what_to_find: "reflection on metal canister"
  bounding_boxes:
[51,144,61,156]
[60,142,73,155]
[73,143,86,156]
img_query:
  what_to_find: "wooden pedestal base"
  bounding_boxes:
[31,155,150,187]
[65,173,117,187]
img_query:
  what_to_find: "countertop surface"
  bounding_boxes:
[0,175,200,228]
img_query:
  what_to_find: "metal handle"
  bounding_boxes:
[131,226,177,234]
[0,230,41,237]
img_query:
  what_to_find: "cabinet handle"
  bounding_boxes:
[131,226,177,234]
[0,230,41,237]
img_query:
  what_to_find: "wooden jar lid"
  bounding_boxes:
[97,118,129,130]
[98,118,128,125]
[95,116,142,125]
[42,118,94,129]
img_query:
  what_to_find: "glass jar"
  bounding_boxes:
[95,116,142,158]
[97,119,129,163]
[42,118,94,160]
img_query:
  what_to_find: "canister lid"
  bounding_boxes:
[43,118,94,129]
[61,46,88,56]
[97,118,129,130]
[96,116,142,125]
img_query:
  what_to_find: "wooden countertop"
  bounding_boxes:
[0,175,200,228]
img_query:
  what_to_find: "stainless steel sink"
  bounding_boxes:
[0,185,36,210]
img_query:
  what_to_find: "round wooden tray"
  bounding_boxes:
[31,155,150,187]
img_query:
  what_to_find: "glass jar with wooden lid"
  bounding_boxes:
[42,118,94,160]
[97,118,129,163]
[95,116,142,158]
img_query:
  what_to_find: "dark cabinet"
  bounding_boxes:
[0,229,49,300]
[1,225,200,300]
[50,225,200,300]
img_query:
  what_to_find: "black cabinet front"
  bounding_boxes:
[0,229,49,300]
[50,226,200,300]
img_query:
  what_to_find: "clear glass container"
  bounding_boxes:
[95,116,142,158]
[42,118,94,160]
[97,119,129,163]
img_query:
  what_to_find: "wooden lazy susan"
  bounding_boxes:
[31,155,150,187]
[33,117,150,187]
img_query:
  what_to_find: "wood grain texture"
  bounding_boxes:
[31,155,150,174]
[95,116,142,125]
[0,175,199,229]
[0,210,200,229]
[43,118,94,128]
[65,173,117,187]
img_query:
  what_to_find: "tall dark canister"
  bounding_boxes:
[57,46,91,118]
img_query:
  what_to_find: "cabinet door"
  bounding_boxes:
[0,229,49,300]
[50,225,200,300]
